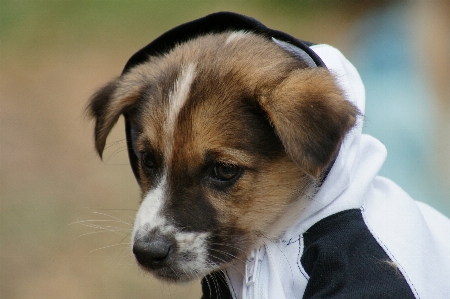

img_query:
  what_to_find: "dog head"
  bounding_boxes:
[87,31,357,282]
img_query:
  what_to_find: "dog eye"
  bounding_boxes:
[141,152,155,169]
[212,163,241,181]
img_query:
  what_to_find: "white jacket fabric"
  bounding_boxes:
[224,44,450,299]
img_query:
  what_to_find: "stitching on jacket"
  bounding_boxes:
[224,270,238,299]
[360,207,420,299]
[284,237,300,246]
[297,235,310,280]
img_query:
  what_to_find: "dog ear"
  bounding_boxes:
[259,68,359,179]
[87,78,141,158]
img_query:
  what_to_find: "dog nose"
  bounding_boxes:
[133,235,173,269]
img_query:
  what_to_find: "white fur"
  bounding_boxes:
[132,64,199,242]
[226,31,248,44]
[164,63,197,161]
[132,175,169,242]
[132,173,211,276]
[131,64,212,277]
[175,231,210,274]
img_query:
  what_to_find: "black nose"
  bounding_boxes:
[133,235,174,269]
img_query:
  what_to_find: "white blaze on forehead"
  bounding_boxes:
[164,63,197,160]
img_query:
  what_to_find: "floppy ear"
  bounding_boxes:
[86,78,141,158]
[259,68,359,179]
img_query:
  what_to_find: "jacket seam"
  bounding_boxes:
[360,206,420,299]
[224,270,238,299]
[297,235,310,280]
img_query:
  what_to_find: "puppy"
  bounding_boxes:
[88,12,450,299]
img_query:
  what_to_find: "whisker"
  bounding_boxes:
[90,242,131,253]
[204,273,213,299]
[209,248,245,264]
[216,269,230,288]
[209,242,248,254]
[103,139,126,150]
[210,273,221,299]
[75,230,125,239]
[79,223,130,231]
[75,222,130,233]
[69,219,128,226]
[207,254,245,278]
[203,260,223,299]
[89,211,133,226]
[91,208,137,211]
[105,146,128,163]
[168,265,181,281]
[112,244,135,268]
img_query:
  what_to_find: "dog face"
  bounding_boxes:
[88,32,357,282]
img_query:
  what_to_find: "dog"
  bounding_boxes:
[88,12,449,299]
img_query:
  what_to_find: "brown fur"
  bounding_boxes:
[87,31,358,277]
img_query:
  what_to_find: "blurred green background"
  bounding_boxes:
[1,1,448,298]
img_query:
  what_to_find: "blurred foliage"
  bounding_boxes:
[0,0,381,51]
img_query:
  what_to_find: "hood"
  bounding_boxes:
[121,12,325,74]
[283,44,387,235]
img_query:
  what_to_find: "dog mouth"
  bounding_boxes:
[132,229,245,282]
[132,230,217,282]
[133,245,220,282]
[133,246,201,281]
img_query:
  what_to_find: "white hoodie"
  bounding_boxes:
[224,44,450,299]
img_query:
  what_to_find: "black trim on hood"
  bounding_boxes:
[122,11,325,75]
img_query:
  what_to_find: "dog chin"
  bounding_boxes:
[139,263,215,283]
[149,268,195,283]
